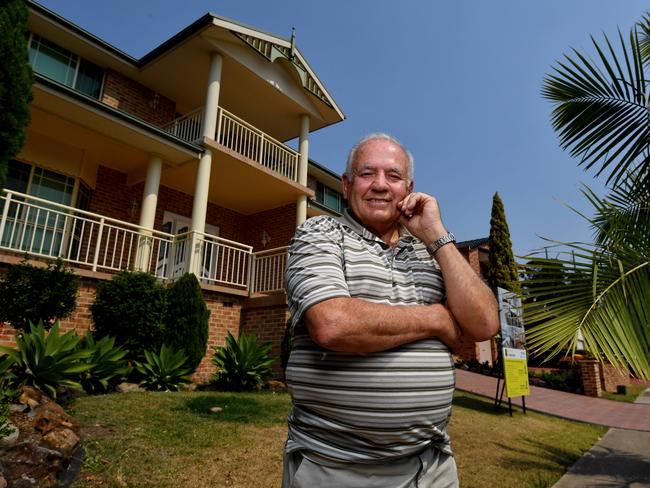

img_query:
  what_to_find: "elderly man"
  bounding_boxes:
[283,133,499,487]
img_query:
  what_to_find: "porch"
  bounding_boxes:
[0,189,288,296]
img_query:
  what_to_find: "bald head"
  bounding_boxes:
[345,133,414,184]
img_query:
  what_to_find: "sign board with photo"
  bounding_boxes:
[497,287,530,399]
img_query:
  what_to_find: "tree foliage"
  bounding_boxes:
[0,258,80,330]
[91,270,167,356]
[0,0,33,190]
[164,273,210,371]
[486,192,520,294]
[527,15,650,378]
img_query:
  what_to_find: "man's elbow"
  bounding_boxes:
[305,306,348,351]
[466,310,500,342]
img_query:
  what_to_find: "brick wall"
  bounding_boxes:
[90,165,268,246]
[580,360,603,397]
[0,268,246,386]
[101,69,176,127]
[601,363,630,393]
[89,166,133,222]
[241,203,297,251]
[0,277,97,349]
[241,297,290,379]
[453,246,494,364]
[192,292,244,384]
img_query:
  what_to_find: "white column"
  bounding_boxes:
[295,114,310,226]
[136,154,163,271]
[190,52,223,275]
[139,154,163,230]
[201,52,223,140]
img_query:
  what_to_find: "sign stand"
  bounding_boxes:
[493,288,530,416]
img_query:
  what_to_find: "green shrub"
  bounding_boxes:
[134,345,193,391]
[164,273,209,371]
[91,270,167,356]
[78,331,130,394]
[0,258,80,330]
[0,391,13,441]
[0,355,19,442]
[0,321,92,398]
[212,330,274,391]
[539,369,582,394]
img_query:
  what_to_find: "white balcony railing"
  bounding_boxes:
[216,107,299,181]
[251,246,289,294]
[161,107,203,144]
[161,106,299,182]
[0,190,289,294]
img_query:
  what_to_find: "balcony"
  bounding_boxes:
[161,106,299,183]
[0,190,287,295]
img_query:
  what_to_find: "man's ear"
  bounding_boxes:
[342,173,351,199]
[407,180,414,194]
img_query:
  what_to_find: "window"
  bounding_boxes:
[316,182,342,213]
[2,160,91,256]
[29,34,104,99]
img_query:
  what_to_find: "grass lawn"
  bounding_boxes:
[69,390,606,488]
[600,384,647,403]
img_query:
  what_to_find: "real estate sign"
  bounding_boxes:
[497,287,530,398]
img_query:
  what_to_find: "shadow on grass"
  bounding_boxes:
[496,437,582,471]
[453,392,521,417]
[180,393,289,424]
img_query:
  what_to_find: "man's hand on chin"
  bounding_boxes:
[397,192,448,245]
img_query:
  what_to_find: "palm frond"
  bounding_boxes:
[542,27,650,187]
[524,248,650,379]
[637,14,650,65]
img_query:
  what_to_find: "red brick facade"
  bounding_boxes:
[101,69,176,127]
[0,271,248,385]
[241,295,291,378]
[580,360,603,397]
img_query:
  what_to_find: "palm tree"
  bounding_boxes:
[525,16,650,379]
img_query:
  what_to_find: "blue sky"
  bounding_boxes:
[37,0,648,257]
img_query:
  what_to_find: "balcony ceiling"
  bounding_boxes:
[27,84,200,179]
[28,83,312,216]
[160,144,313,215]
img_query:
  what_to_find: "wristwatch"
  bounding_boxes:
[426,232,456,254]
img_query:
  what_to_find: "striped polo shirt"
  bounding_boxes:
[284,210,455,464]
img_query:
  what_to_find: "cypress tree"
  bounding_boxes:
[165,273,210,370]
[0,0,33,190]
[486,192,520,294]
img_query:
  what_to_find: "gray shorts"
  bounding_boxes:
[282,445,458,488]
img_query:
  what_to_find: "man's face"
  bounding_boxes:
[342,138,413,236]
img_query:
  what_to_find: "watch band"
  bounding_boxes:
[426,232,456,254]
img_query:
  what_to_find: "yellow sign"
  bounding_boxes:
[503,348,530,397]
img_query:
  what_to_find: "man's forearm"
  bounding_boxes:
[304,297,460,353]
[432,243,499,341]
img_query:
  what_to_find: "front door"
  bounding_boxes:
[156,211,219,280]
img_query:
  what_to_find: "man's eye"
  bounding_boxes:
[387,174,403,182]
[360,172,374,178]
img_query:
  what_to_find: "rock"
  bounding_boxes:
[10,404,28,414]
[43,428,80,457]
[210,406,223,413]
[179,383,198,392]
[18,387,45,409]
[266,380,286,391]
[116,382,144,393]
[0,420,19,447]
[0,386,83,487]
[0,474,6,488]
[34,402,79,435]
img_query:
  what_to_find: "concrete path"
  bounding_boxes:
[455,369,650,431]
[455,369,650,487]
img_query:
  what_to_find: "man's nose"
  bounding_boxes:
[370,172,389,190]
